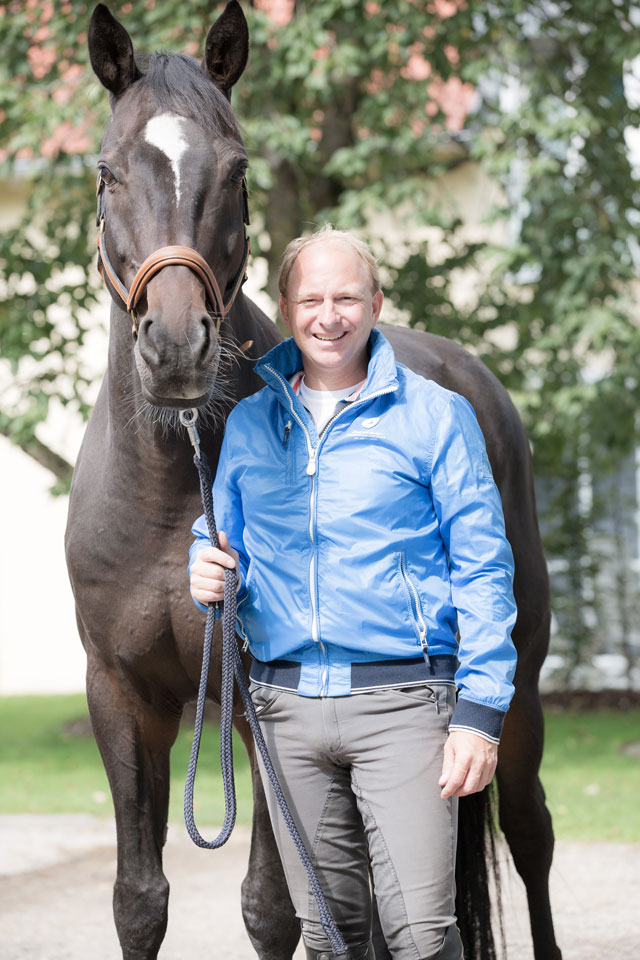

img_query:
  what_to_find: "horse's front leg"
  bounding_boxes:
[239,746,300,960]
[87,655,182,960]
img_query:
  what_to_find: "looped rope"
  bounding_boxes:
[183,446,349,957]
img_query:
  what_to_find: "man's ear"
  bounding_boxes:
[279,295,291,331]
[371,290,384,326]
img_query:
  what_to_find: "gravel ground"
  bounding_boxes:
[0,814,637,959]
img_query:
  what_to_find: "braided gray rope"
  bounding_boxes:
[183,448,349,957]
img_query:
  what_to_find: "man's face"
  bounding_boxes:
[280,239,384,390]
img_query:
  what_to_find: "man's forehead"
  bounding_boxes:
[289,239,370,289]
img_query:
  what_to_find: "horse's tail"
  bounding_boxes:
[455,782,505,960]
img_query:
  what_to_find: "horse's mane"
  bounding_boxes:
[135,51,243,142]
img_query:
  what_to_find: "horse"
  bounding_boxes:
[65,4,562,960]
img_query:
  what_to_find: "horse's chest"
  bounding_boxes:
[69,511,195,648]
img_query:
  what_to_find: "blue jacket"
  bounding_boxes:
[190,329,517,741]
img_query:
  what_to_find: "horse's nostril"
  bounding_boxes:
[199,315,212,363]
[137,316,162,369]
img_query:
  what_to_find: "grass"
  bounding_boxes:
[539,707,640,843]
[0,694,254,826]
[0,695,639,842]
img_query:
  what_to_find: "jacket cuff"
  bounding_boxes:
[449,697,506,744]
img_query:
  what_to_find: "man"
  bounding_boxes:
[189,226,517,960]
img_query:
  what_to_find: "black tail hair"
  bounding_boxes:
[455,782,505,960]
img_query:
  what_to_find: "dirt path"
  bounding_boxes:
[0,814,637,959]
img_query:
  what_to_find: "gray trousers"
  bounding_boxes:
[250,681,464,960]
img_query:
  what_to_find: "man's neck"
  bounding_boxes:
[301,363,368,391]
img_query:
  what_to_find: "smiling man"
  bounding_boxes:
[189,226,517,960]
[279,234,384,390]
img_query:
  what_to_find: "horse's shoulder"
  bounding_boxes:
[382,324,520,430]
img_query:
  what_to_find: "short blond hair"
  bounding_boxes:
[278,225,381,299]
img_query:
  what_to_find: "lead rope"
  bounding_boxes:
[180,410,349,958]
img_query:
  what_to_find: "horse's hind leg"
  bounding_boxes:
[497,678,563,960]
[240,752,301,960]
[87,656,181,960]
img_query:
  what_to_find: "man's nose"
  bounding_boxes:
[318,297,338,323]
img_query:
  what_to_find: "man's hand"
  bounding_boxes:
[439,730,498,799]
[190,531,239,605]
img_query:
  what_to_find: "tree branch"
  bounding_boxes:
[1,425,74,486]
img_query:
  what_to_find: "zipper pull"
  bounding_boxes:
[420,631,430,667]
[306,449,317,475]
[282,420,292,447]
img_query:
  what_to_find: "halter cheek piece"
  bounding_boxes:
[95,171,251,336]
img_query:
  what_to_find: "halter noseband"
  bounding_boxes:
[95,172,251,334]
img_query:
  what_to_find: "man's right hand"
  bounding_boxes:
[190,531,240,605]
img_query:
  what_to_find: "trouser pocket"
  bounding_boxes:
[249,681,284,719]
[386,683,455,719]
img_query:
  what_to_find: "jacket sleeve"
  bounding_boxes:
[429,393,517,743]
[188,410,249,614]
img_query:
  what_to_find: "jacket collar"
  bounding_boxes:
[255,327,398,401]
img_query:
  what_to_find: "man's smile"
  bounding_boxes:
[314,332,347,341]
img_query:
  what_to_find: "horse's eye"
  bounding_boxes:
[231,162,248,184]
[99,166,117,187]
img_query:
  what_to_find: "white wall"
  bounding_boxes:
[0,439,86,694]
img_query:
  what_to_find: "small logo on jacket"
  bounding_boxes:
[362,417,379,429]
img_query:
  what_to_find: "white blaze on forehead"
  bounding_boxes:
[144,113,189,205]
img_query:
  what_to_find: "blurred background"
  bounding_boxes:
[1,15,639,960]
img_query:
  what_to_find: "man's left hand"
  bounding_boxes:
[439,730,498,799]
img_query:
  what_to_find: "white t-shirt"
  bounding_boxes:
[289,373,366,433]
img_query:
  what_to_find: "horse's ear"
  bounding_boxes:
[202,0,249,100]
[88,3,140,98]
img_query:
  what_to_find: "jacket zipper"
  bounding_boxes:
[399,554,428,658]
[310,383,399,693]
[263,366,322,670]
[263,364,397,694]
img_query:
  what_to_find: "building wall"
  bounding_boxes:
[0,437,87,694]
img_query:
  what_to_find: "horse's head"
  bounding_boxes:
[88,1,249,410]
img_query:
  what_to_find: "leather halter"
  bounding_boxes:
[95,171,251,333]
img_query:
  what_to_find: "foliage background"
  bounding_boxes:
[1,0,639,679]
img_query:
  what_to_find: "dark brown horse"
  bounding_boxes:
[65,4,562,959]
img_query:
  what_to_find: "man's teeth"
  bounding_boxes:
[315,332,346,341]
